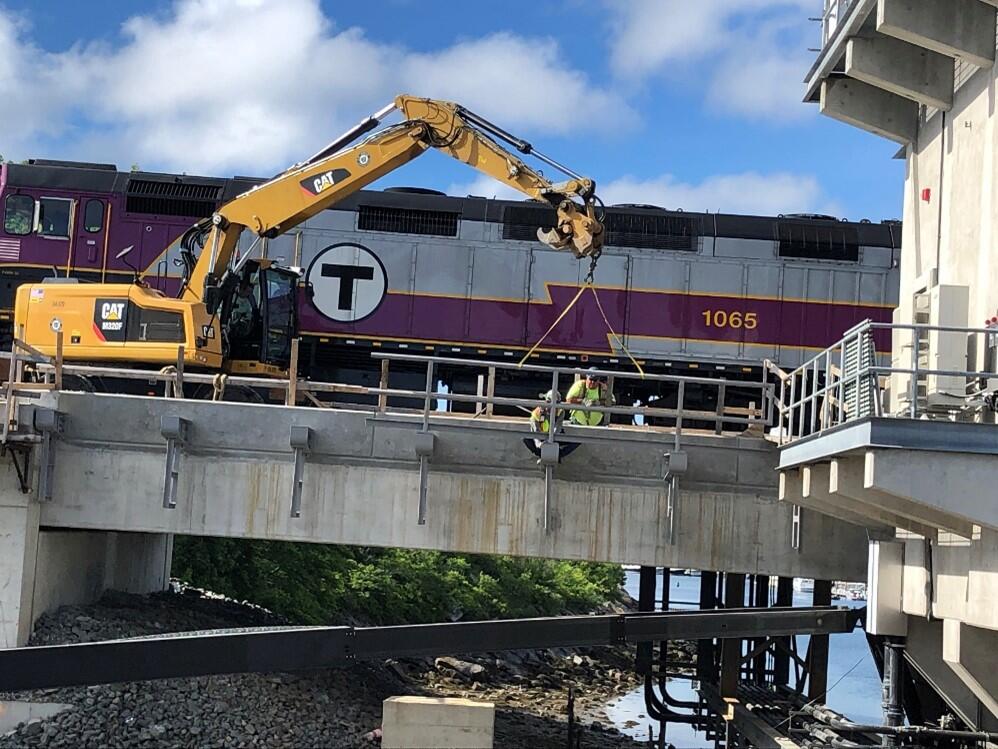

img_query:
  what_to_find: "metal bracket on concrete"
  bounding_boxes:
[663,451,687,544]
[289,426,312,518]
[33,408,64,502]
[414,431,436,525]
[160,416,190,510]
[791,504,802,552]
[539,442,560,533]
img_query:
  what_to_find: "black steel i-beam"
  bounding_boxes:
[0,606,860,692]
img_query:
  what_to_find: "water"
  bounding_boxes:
[605,571,882,746]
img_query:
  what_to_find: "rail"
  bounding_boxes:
[768,319,998,445]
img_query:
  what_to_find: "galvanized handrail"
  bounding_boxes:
[771,319,998,445]
[369,352,775,449]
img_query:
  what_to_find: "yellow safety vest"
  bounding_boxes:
[569,383,608,426]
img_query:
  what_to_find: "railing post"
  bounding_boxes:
[422,360,434,430]
[788,369,797,441]
[909,327,919,418]
[675,380,685,449]
[378,359,389,413]
[174,344,184,399]
[809,358,819,436]
[714,382,725,435]
[286,338,300,407]
[486,366,496,417]
[54,330,64,392]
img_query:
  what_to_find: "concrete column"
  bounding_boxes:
[0,481,40,648]
[820,78,919,144]
[846,35,954,110]
[877,0,997,70]
[868,540,908,636]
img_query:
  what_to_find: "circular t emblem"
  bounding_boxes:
[305,243,387,323]
[357,152,371,166]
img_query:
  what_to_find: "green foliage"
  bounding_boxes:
[172,538,624,626]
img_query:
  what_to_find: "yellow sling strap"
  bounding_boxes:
[518,283,645,377]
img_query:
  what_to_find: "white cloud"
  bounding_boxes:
[446,175,530,201]
[602,172,842,217]
[0,0,636,174]
[605,0,813,122]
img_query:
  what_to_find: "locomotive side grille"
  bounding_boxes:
[125,179,222,218]
[502,205,558,242]
[358,205,459,237]
[604,212,701,251]
[502,205,700,251]
[777,222,860,261]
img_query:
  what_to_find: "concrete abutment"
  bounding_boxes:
[0,462,171,647]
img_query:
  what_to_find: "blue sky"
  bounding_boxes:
[0,0,903,220]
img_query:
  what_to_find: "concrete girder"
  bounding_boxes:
[865,450,998,531]
[801,464,896,537]
[779,467,891,533]
[943,620,998,719]
[828,458,944,537]
[819,78,918,144]
[829,457,975,537]
[846,36,954,110]
[877,0,997,70]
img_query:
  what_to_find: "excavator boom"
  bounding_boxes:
[188,95,604,306]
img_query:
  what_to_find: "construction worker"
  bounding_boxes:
[523,390,580,462]
[566,367,614,426]
[229,278,259,339]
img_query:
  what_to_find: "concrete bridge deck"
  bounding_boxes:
[23,390,866,578]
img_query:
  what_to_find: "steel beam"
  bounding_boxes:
[0,607,859,692]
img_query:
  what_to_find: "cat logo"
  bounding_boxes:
[101,302,124,323]
[92,298,129,342]
[299,168,351,197]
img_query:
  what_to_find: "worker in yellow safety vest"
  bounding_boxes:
[523,390,580,462]
[565,367,614,426]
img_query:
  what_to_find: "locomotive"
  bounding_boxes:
[0,158,900,411]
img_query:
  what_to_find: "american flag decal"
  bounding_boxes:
[0,238,21,261]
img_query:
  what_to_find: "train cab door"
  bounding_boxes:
[73,197,108,276]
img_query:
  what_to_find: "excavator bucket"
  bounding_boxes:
[536,226,571,250]
[536,225,601,259]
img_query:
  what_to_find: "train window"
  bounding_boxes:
[358,205,459,237]
[84,199,104,233]
[777,222,859,261]
[38,197,72,239]
[3,195,33,236]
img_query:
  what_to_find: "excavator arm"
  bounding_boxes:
[184,94,605,308]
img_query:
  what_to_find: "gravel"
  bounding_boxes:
[0,586,666,748]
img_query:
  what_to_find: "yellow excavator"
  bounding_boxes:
[13,95,605,376]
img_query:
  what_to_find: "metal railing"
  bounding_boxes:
[769,319,998,445]
[819,0,859,48]
[366,352,774,446]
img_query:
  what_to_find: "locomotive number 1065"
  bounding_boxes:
[701,310,759,330]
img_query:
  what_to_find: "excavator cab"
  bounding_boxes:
[218,260,299,374]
